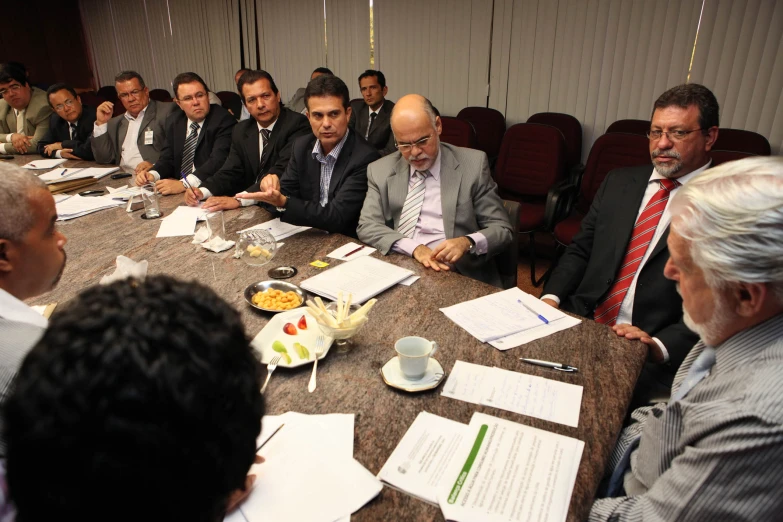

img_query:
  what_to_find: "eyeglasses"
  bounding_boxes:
[647,129,703,142]
[118,89,144,100]
[178,92,207,103]
[53,99,77,111]
[0,83,23,98]
[396,135,433,152]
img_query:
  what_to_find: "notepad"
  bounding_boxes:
[22,158,67,170]
[299,255,414,304]
[39,166,118,183]
[55,194,124,221]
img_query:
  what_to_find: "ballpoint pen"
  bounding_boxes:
[256,423,285,451]
[519,358,578,372]
[517,299,550,324]
[59,169,69,176]
[343,245,366,258]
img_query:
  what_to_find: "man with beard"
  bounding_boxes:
[541,84,719,406]
[590,156,783,521]
[0,163,67,401]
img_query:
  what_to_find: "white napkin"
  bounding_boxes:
[100,256,148,284]
[192,225,210,244]
[201,237,235,253]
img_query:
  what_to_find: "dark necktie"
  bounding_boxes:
[259,128,271,165]
[180,122,199,176]
[69,123,77,140]
[366,112,377,139]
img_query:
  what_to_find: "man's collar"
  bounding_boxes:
[650,160,711,186]
[712,313,783,373]
[257,118,277,133]
[0,288,48,329]
[313,129,350,159]
[408,144,442,181]
[124,103,149,122]
[187,117,205,128]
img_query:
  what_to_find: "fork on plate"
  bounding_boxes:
[261,355,281,393]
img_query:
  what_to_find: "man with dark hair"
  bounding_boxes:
[186,69,311,210]
[135,72,236,195]
[349,69,395,156]
[0,163,67,405]
[231,68,252,121]
[236,75,380,236]
[0,63,52,155]
[287,67,334,114]
[91,70,175,173]
[542,83,720,407]
[37,83,96,160]
[2,275,264,522]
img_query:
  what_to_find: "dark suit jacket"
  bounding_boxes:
[201,107,311,197]
[271,131,380,237]
[37,104,97,160]
[543,164,699,385]
[349,99,396,156]
[152,104,235,182]
[91,99,175,165]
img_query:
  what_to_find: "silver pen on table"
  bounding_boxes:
[519,358,578,372]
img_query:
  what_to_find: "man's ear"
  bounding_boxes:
[734,281,767,317]
[0,239,15,274]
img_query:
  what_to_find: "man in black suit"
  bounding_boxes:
[37,83,96,160]
[349,70,395,156]
[186,70,311,210]
[135,72,235,195]
[236,75,380,237]
[542,84,720,406]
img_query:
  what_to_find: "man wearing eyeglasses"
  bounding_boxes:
[37,84,96,161]
[135,72,236,196]
[358,94,512,287]
[541,84,720,407]
[0,63,52,155]
[91,70,175,173]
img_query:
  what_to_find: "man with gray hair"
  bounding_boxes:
[0,163,67,399]
[591,156,783,521]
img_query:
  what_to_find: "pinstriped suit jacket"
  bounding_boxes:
[357,143,512,287]
[590,313,783,521]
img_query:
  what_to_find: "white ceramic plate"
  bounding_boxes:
[251,309,334,368]
[380,356,446,392]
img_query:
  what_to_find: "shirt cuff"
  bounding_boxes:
[93,122,107,137]
[186,173,201,188]
[540,294,561,306]
[236,191,256,207]
[148,170,161,181]
[467,232,488,255]
[0,144,7,154]
[199,187,213,200]
[652,337,670,363]
[54,149,62,158]
[392,238,420,257]
[5,134,12,143]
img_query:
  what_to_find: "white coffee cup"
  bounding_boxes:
[395,336,438,380]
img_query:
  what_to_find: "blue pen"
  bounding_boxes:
[518,299,549,324]
[59,169,69,176]
[179,171,194,192]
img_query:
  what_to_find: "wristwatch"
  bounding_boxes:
[276,196,288,213]
[466,236,476,254]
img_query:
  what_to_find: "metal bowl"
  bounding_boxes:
[244,280,306,313]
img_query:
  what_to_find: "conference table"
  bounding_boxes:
[13,156,648,522]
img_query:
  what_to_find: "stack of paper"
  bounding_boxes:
[105,184,143,201]
[440,288,581,348]
[156,206,208,238]
[39,167,119,184]
[327,242,377,261]
[55,194,124,221]
[226,412,381,522]
[240,218,310,240]
[300,255,414,304]
[441,361,583,427]
[436,412,584,522]
[22,158,67,170]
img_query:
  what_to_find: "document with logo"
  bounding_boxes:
[436,412,584,522]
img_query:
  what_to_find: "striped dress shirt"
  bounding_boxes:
[311,129,350,207]
[590,313,783,521]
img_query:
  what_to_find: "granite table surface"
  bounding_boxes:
[11,156,648,522]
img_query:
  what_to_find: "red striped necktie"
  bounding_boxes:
[594,178,681,326]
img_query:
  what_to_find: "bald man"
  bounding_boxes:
[357,94,512,287]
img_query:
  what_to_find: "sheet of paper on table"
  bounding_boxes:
[378,411,468,506]
[55,194,124,221]
[39,166,118,183]
[22,158,67,170]
[436,412,584,522]
[441,361,583,428]
[230,412,378,522]
[156,206,208,238]
[105,184,143,201]
[300,255,414,304]
[440,287,578,344]
[326,242,377,261]
[240,218,311,241]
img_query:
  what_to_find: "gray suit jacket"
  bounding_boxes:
[0,87,53,154]
[91,99,176,165]
[591,314,783,521]
[286,87,307,114]
[358,143,512,287]
[349,99,396,156]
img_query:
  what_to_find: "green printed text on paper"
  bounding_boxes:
[447,424,488,504]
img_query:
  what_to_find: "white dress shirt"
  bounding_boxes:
[1,108,24,154]
[0,288,48,330]
[54,121,78,159]
[542,161,710,361]
[148,118,204,188]
[92,105,149,169]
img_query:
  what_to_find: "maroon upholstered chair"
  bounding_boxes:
[439,116,477,149]
[606,119,649,136]
[527,112,583,171]
[711,149,755,166]
[149,89,173,102]
[78,91,105,109]
[547,133,650,249]
[96,86,117,103]
[456,107,506,163]
[495,123,568,285]
[713,128,771,156]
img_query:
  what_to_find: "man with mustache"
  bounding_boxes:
[0,163,68,406]
[542,84,719,407]
[0,63,52,155]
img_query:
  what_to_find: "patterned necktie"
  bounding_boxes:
[366,112,377,139]
[259,128,271,164]
[69,123,77,140]
[15,109,25,134]
[180,122,199,175]
[594,178,681,325]
[397,170,428,238]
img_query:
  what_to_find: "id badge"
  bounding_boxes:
[144,129,153,145]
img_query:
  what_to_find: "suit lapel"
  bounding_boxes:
[245,121,261,176]
[390,156,412,228]
[327,133,354,196]
[195,109,210,150]
[368,101,390,139]
[612,168,651,261]
[137,101,157,146]
[261,109,286,171]
[117,118,129,152]
[439,146,461,239]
